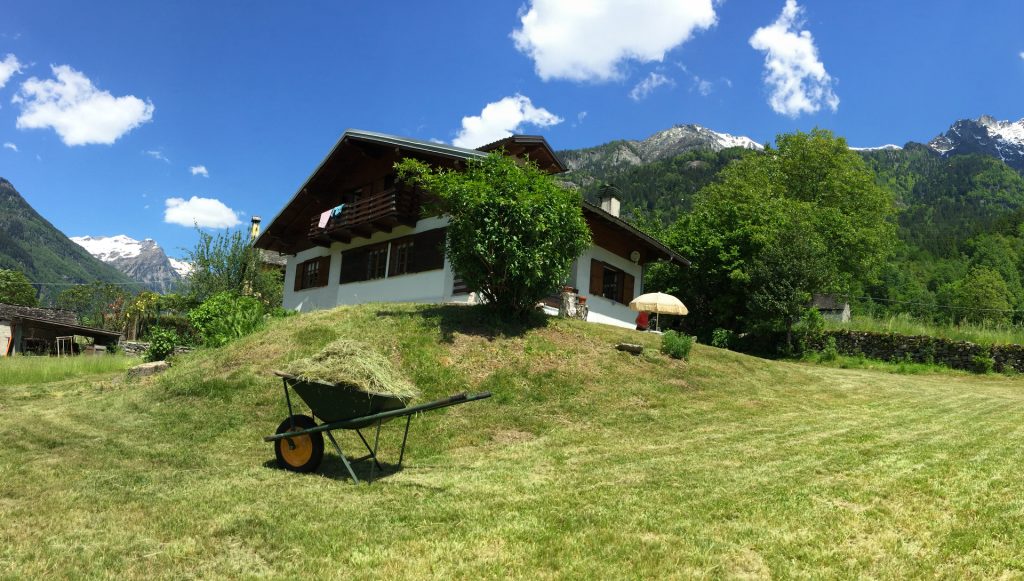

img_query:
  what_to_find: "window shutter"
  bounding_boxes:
[589,259,603,296]
[293,262,303,292]
[340,248,368,283]
[622,273,635,304]
[411,228,446,273]
[316,256,331,287]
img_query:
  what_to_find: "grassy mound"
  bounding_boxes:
[5,303,1024,578]
[281,338,419,401]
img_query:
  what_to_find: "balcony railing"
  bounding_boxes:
[308,188,420,246]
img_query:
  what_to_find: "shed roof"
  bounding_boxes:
[0,303,78,326]
[12,315,122,342]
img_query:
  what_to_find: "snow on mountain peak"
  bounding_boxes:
[977,115,1024,145]
[168,258,192,277]
[850,144,903,152]
[707,128,764,151]
[71,234,143,261]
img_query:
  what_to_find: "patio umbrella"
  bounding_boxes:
[629,292,688,331]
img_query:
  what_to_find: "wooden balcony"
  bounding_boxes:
[308,189,420,246]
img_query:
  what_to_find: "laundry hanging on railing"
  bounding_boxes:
[318,203,345,228]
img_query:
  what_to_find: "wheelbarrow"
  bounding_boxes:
[264,371,491,483]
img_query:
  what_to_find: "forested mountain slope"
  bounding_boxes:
[0,178,134,302]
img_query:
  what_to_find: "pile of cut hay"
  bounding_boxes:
[282,339,420,401]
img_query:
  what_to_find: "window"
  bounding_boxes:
[601,266,621,301]
[339,228,447,285]
[589,259,635,304]
[294,256,330,291]
[366,247,388,280]
[390,240,413,276]
[303,260,320,289]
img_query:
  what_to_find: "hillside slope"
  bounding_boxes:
[0,178,134,300]
[3,303,1024,577]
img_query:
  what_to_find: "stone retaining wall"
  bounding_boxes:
[813,330,1024,373]
[121,341,193,357]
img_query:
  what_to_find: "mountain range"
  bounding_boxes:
[2,113,1021,305]
[70,235,186,294]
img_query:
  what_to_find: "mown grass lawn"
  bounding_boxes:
[2,304,1024,578]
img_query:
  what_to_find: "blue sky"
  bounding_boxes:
[1,0,1022,261]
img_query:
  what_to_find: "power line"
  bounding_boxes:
[30,281,161,287]
[843,294,1024,315]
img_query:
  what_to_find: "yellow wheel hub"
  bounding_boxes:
[279,431,313,467]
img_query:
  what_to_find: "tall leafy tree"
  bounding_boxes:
[55,282,129,331]
[0,268,39,306]
[665,129,897,339]
[184,228,283,308]
[397,152,591,319]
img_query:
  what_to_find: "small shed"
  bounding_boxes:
[0,303,121,356]
[811,294,851,323]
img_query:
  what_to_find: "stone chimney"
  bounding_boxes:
[250,216,262,240]
[598,184,621,218]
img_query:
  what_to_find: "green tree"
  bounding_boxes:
[665,129,897,339]
[55,282,129,331]
[937,267,1013,325]
[184,228,283,308]
[397,152,591,319]
[0,268,39,306]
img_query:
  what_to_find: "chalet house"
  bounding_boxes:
[254,130,688,328]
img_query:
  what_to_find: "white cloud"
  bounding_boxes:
[13,64,154,146]
[189,165,209,177]
[749,0,838,117]
[452,94,562,149]
[512,0,716,82]
[0,54,22,89]
[144,149,169,162]
[2,142,17,152]
[577,111,588,123]
[164,196,240,228]
[629,72,675,101]
[1020,51,1024,60]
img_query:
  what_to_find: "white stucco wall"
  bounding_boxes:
[573,245,644,329]
[283,216,647,329]
[284,217,452,312]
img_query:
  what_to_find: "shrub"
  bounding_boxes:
[188,292,265,347]
[820,336,839,362]
[710,328,735,349]
[794,307,826,353]
[145,327,179,362]
[972,352,995,374]
[396,153,591,319]
[661,331,694,360]
[148,313,199,345]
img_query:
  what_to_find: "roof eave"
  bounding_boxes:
[582,201,690,266]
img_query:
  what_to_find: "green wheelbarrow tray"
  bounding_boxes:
[281,373,407,428]
[265,371,491,483]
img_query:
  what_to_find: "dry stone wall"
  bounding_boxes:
[815,330,1024,373]
[121,341,192,357]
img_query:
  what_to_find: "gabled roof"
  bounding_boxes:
[476,135,567,173]
[254,129,564,254]
[582,202,690,266]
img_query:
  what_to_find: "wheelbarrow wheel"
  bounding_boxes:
[274,415,324,473]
